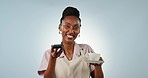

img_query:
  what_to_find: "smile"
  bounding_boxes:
[66,34,74,38]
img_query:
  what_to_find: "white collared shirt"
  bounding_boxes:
[38,43,95,76]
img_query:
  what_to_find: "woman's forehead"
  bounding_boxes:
[62,16,81,25]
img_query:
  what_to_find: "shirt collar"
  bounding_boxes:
[59,42,81,58]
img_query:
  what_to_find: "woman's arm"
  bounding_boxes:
[94,65,104,78]
[44,48,63,78]
[44,57,56,78]
[90,65,104,78]
[90,57,104,78]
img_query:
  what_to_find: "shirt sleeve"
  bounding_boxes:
[38,49,50,75]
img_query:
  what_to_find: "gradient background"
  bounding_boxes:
[0,0,148,78]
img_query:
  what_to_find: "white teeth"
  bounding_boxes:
[67,35,73,38]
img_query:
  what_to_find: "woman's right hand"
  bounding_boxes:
[50,47,63,59]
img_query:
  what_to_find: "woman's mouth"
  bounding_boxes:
[66,34,74,38]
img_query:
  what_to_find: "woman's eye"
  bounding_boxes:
[65,26,70,29]
[74,27,80,30]
[73,27,79,30]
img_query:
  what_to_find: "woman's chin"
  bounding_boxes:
[64,38,75,43]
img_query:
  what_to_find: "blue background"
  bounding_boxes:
[0,0,148,78]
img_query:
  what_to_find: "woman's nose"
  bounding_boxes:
[68,28,75,33]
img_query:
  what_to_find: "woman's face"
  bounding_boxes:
[59,16,81,43]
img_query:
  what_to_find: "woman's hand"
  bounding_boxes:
[50,47,63,59]
[98,57,104,66]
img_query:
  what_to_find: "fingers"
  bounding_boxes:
[56,48,63,57]
[50,47,56,58]
[50,46,63,58]
[51,47,54,53]
[99,57,103,61]
[98,57,104,66]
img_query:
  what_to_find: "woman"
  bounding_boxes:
[38,6,104,78]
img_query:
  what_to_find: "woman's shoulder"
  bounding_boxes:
[78,43,91,48]
[78,43,94,53]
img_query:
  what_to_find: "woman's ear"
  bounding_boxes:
[58,24,62,31]
[58,24,62,34]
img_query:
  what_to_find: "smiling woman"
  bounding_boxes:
[38,6,104,78]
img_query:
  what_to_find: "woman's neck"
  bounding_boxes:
[62,41,75,55]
